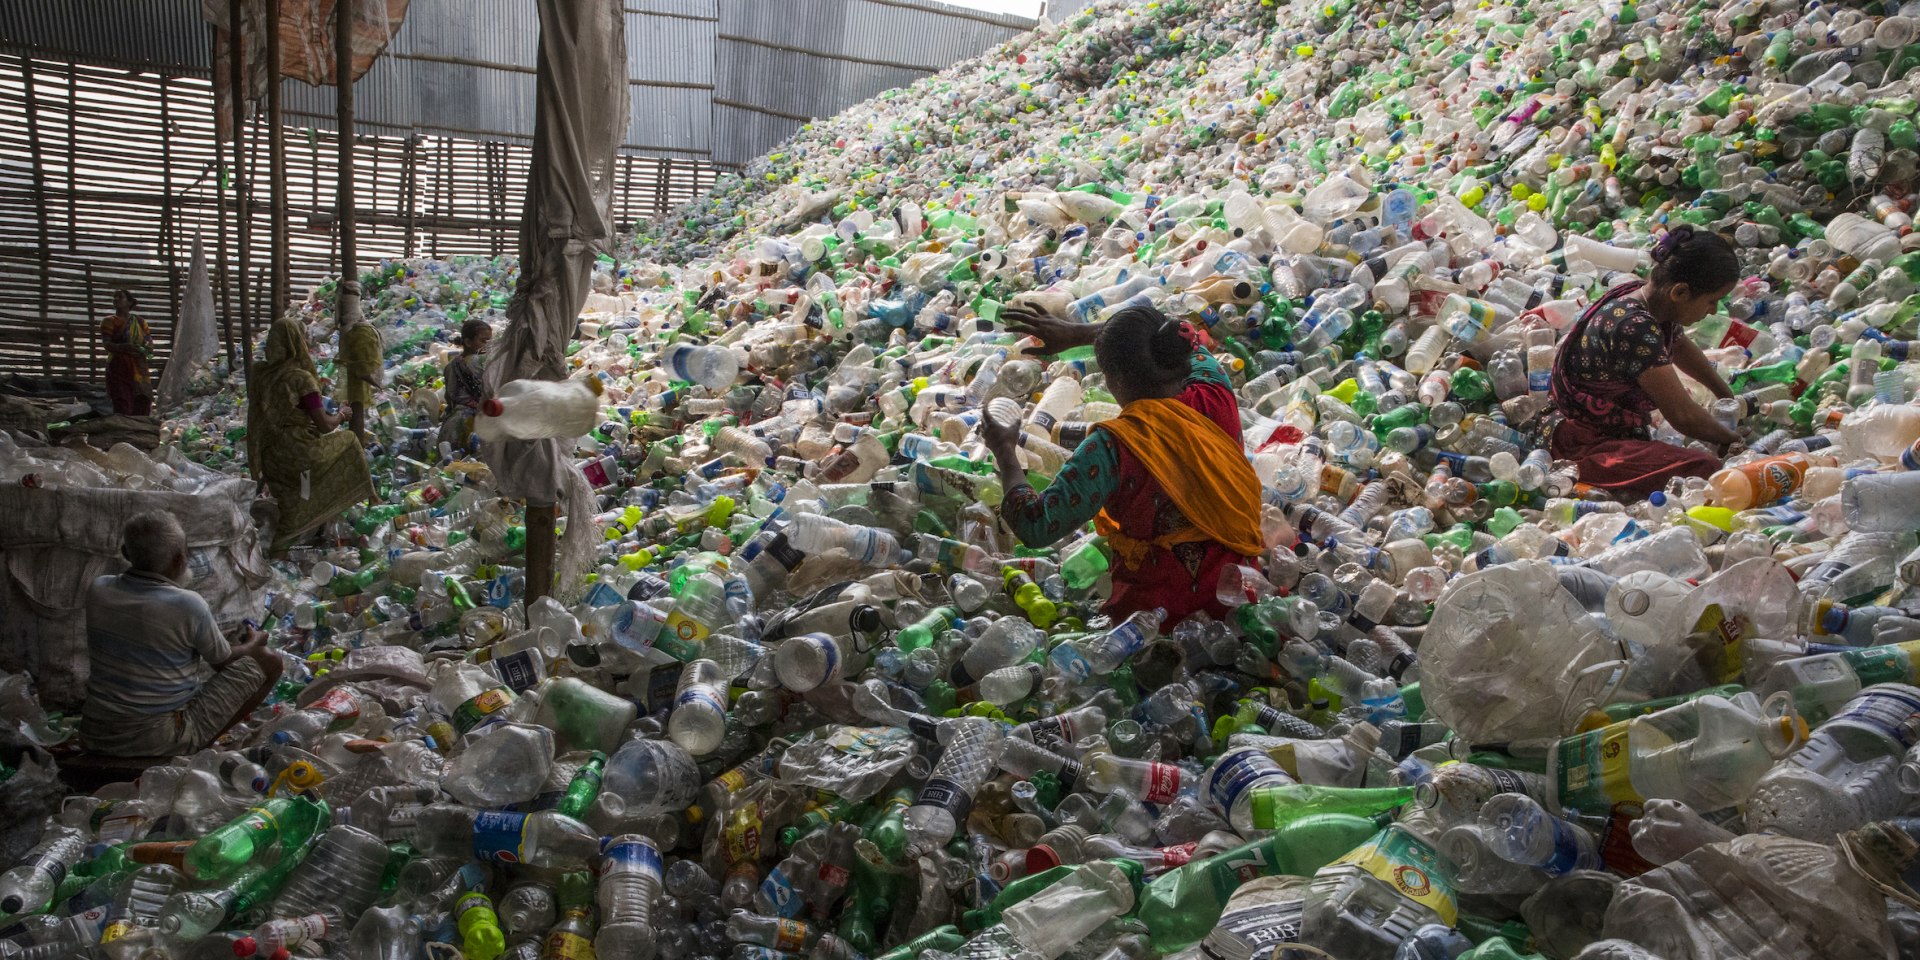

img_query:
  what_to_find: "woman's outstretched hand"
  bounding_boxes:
[1004,305,1098,358]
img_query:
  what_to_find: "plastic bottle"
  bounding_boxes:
[270,824,390,925]
[0,825,85,917]
[667,659,730,756]
[475,376,606,442]
[906,717,1006,856]
[1746,684,1920,839]
[595,835,663,959]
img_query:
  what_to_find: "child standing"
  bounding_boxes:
[438,319,492,454]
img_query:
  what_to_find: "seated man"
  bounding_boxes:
[79,511,282,757]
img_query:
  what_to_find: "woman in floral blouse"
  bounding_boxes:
[1547,225,1742,498]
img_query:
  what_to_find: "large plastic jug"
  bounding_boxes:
[475,377,605,442]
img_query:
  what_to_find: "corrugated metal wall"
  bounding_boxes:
[1,0,1034,167]
[712,0,1030,165]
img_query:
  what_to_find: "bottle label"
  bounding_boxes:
[1736,455,1807,504]
[1719,319,1760,350]
[493,650,542,693]
[1159,842,1199,868]
[1481,767,1539,798]
[541,930,595,960]
[1206,750,1292,817]
[471,810,530,863]
[1555,724,1642,817]
[1841,640,1920,687]
[773,918,810,953]
[764,534,805,573]
[916,776,974,821]
[1332,829,1458,925]
[1051,643,1095,682]
[1528,369,1551,393]
[1201,901,1305,960]
[602,837,662,876]
[1058,758,1084,793]
[760,866,803,918]
[455,892,492,919]
[452,687,515,737]
[1142,762,1184,804]
[660,612,711,661]
[1829,686,1920,749]
[675,684,727,717]
[817,862,850,889]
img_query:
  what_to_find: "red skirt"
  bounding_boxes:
[1550,418,1720,500]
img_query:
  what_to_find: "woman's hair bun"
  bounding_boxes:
[1652,224,1695,264]
[1149,321,1192,371]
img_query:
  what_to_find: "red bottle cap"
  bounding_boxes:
[482,398,504,418]
[232,937,257,957]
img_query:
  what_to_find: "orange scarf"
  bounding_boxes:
[1093,397,1265,570]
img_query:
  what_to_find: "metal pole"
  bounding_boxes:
[265,0,289,316]
[230,0,252,373]
[336,0,365,439]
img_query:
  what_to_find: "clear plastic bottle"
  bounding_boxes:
[411,804,601,868]
[1746,684,1920,839]
[667,659,730,756]
[595,835,663,960]
[905,717,1007,856]
[270,824,391,925]
[0,825,85,917]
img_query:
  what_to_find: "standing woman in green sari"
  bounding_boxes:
[247,317,375,554]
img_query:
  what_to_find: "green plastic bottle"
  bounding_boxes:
[1135,813,1383,951]
[183,796,329,882]
[873,925,966,960]
[555,752,607,819]
[895,605,960,652]
[1247,785,1416,830]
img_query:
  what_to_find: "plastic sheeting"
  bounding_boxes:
[158,236,217,412]
[0,475,268,709]
[203,0,409,140]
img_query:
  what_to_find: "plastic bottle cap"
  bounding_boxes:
[232,937,257,957]
[482,398,505,418]
[1024,844,1062,873]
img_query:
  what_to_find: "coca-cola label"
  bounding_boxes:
[1159,842,1199,868]
[1143,762,1183,804]
[1719,319,1760,350]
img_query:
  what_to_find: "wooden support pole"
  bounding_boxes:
[266,0,289,316]
[525,502,556,604]
[231,0,253,372]
[336,0,364,439]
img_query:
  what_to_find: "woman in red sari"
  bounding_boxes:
[982,302,1265,625]
[99,289,153,416]
[1547,226,1743,499]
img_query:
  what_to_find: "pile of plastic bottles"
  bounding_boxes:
[17,0,1920,956]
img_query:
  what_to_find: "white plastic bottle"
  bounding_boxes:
[474,376,605,442]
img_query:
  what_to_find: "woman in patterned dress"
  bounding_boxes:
[982,302,1265,625]
[99,289,153,416]
[1546,226,1743,499]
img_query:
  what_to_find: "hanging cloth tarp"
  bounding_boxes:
[204,0,410,140]
[481,0,629,592]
